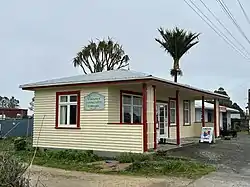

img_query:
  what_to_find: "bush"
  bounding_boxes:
[116,152,151,163]
[41,149,100,163]
[0,152,30,186]
[14,137,27,151]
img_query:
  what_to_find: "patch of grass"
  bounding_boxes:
[0,137,102,172]
[116,152,152,163]
[114,152,215,179]
[121,160,216,179]
[0,138,216,179]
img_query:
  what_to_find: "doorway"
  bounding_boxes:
[156,103,168,142]
[222,112,228,130]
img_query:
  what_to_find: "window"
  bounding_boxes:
[195,109,201,122]
[207,110,214,122]
[169,100,176,125]
[56,92,80,128]
[183,100,190,125]
[122,94,142,123]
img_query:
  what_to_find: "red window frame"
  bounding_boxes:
[119,90,143,125]
[183,100,191,126]
[55,91,81,129]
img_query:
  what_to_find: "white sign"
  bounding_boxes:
[84,92,105,111]
[219,106,227,112]
[200,127,214,144]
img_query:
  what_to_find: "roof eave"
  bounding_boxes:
[147,77,229,100]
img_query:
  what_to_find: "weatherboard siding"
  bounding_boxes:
[33,86,143,153]
[169,99,197,139]
[107,87,143,153]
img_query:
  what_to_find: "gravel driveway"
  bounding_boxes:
[166,133,250,186]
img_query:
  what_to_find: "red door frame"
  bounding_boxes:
[214,99,218,137]
[202,96,205,127]
[142,83,148,152]
[153,85,157,150]
[176,90,180,145]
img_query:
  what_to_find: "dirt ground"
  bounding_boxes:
[28,165,192,187]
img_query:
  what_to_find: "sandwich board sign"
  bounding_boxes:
[200,127,214,144]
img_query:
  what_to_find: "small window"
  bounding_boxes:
[183,101,190,125]
[207,110,214,122]
[70,95,77,102]
[57,92,80,128]
[122,94,142,124]
[169,100,176,124]
[60,96,68,102]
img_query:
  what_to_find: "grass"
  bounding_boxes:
[0,137,216,179]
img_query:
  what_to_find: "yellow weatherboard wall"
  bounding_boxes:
[33,86,143,153]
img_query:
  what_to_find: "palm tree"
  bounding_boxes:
[155,27,200,82]
[73,38,130,74]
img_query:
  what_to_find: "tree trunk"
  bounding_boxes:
[174,73,178,82]
[173,59,179,82]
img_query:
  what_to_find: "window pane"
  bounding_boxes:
[184,110,189,123]
[69,105,77,125]
[170,109,175,123]
[70,95,77,102]
[60,105,67,125]
[207,111,213,122]
[123,95,132,105]
[160,123,164,134]
[170,101,175,109]
[133,96,142,106]
[184,102,189,109]
[123,105,131,123]
[60,96,67,102]
[159,106,164,117]
[164,105,168,118]
[133,106,142,123]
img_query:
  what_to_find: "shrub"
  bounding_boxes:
[0,152,30,186]
[14,137,27,151]
[116,152,151,163]
[42,149,100,163]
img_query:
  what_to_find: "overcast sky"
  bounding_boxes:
[1,0,250,109]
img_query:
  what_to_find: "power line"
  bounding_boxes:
[199,0,250,57]
[183,0,250,60]
[236,0,250,27]
[216,0,250,46]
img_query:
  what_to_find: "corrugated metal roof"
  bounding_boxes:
[19,69,228,99]
[20,69,152,88]
[195,100,239,112]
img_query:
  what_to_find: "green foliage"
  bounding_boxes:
[124,160,215,179]
[73,37,130,74]
[155,27,200,82]
[0,152,30,187]
[0,137,215,179]
[0,96,19,108]
[40,149,100,163]
[14,137,27,151]
[116,153,152,163]
[116,152,191,163]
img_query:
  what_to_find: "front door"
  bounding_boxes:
[156,103,168,140]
